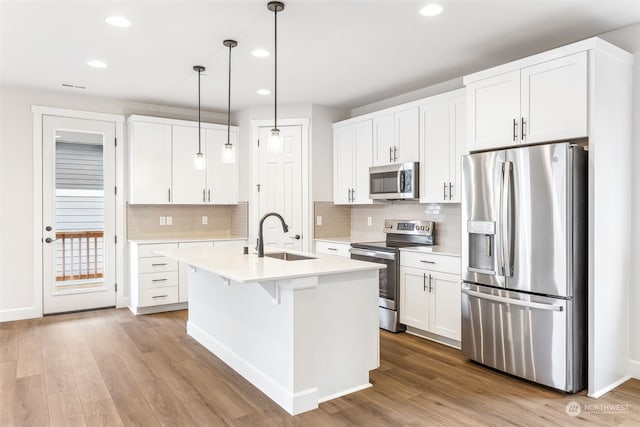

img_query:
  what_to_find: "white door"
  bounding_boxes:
[429,272,461,341]
[42,116,117,314]
[352,119,373,204]
[333,124,353,204]
[257,125,303,251]
[129,120,172,204]
[449,95,466,203]
[420,100,451,203]
[399,267,429,329]
[394,107,420,164]
[372,113,395,166]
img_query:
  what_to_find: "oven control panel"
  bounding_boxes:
[384,220,434,236]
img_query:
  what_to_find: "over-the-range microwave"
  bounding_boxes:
[369,162,419,200]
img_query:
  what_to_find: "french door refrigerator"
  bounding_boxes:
[460,142,587,393]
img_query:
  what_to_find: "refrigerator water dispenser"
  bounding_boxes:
[467,221,496,275]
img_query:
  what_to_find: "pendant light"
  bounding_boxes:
[193,65,206,170]
[267,1,285,153]
[221,39,238,164]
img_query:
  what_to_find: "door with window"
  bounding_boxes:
[42,116,116,314]
[256,125,303,251]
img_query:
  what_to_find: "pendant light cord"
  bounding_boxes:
[197,68,202,154]
[274,5,278,131]
[227,43,232,146]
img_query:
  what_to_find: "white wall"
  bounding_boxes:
[598,23,640,374]
[0,84,227,320]
[311,105,349,202]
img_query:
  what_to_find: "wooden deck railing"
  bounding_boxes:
[56,230,104,282]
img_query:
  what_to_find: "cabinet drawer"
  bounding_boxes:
[400,251,460,274]
[139,286,179,307]
[139,271,178,289]
[138,243,178,258]
[139,257,178,273]
[315,241,351,258]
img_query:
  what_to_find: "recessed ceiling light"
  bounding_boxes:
[420,3,443,16]
[252,49,270,58]
[105,16,131,27]
[257,89,271,95]
[87,60,107,69]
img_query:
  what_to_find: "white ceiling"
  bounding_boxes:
[2,1,640,113]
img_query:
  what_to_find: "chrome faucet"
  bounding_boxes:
[256,212,289,257]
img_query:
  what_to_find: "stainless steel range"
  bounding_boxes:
[350,219,434,332]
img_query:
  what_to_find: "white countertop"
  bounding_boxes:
[314,237,353,244]
[400,245,461,257]
[155,246,385,283]
[128,237,247,244]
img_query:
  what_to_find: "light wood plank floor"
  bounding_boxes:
[1,308,639,426]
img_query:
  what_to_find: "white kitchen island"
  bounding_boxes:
[155,246,383,415]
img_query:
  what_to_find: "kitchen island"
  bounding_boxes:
[155,246,383,415]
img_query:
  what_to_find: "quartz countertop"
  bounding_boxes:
[155,246,385,283]
[314,237,353,244]
[400,245,461,257]
[128,237,247,244]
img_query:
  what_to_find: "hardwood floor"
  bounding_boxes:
[1,308,639,426]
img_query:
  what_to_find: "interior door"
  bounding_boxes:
[257,125,303,251]
[42,116,116,314]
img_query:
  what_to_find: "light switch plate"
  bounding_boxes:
[316,215,322,226]
[159,216,166,226]
[166,216,173,226]
[202,215,208,225]
[367,216,372,226]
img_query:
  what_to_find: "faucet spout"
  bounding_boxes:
[257,212,290,257]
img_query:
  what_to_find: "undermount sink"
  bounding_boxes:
[264,252,317,261]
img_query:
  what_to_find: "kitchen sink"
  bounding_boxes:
[264,252,316,261]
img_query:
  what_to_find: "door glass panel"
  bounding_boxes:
[54,130,105,291]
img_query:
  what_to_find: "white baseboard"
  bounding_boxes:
[129,302,187,315]
[628,359,640,380]
[588,375,632,398]
[0,306,42,323]
[187,320,319,415]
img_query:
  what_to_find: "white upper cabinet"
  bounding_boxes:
[172,125,206,204]
[205,128,239,204]
[420,89,466,203]
[465,51,588,152]
[128,115,238,205]
[129,121,172,204]
[332,119,373,205]
[372,107,419,166]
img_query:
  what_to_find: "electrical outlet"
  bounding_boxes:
[166,216,173,226]
[367,216,372,226]
[316,215,322,226]
[159,216,166,226]
[202,215,208,225]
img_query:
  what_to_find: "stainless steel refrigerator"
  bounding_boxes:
[460,142,587,393]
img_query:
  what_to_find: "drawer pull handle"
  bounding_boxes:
[328,248,337,251]
[420,260,436,264]
[152,294,168,299]
[151,263,168,266]
[152,278,168,282]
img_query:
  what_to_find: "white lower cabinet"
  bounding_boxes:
[399,251,461,343]
[130,239,247,313]
[314,240,351,257]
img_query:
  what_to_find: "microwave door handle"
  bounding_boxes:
[399,171,405,193]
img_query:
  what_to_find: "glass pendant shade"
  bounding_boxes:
[268,128,282,153]
[194,152,205,170]
[221,143,236,164]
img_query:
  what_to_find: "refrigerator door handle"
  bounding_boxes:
[502,161,513,277]
[461,288,564,312]
[498,163,506,276]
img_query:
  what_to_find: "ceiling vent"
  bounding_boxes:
[60,83,87,90]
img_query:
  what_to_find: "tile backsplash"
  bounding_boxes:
[313,202,351,238]
[350,202,461,253]
[127,202,248,240]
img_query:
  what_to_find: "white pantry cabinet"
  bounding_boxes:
[372,107,419,166]
[399,251,461,344]
[465,51,587,152]
[420,89,466,203]
[333,119,373,205]
[127,115,239,205]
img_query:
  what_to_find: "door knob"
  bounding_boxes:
[289,234,301,240]
[45,237,57,243]
[45,226,53,231]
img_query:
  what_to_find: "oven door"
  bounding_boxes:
[350,248,398,309]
